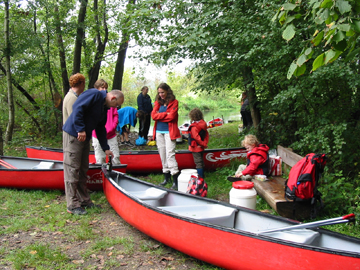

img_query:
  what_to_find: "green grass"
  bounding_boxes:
[6,243,72,270]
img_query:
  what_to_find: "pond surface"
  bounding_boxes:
[132,110,241,134]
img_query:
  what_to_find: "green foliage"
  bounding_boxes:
[319,171,360,236]
[273,0,360,77]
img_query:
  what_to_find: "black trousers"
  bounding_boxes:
[139,114,151,140]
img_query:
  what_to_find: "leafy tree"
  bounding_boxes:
[273,0,360,78]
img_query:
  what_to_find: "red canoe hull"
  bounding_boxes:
[26,146,247,174]
[0,156,127,191]
[103,174,360,269]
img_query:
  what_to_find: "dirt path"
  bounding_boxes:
[1,192,218,270]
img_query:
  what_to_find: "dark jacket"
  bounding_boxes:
[242,144,270,176]
[62,89,109,152]
[137,93,153,114]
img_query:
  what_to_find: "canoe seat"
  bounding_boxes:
[159,204,237,227]
[32,161,55,169]
[128,188,168,207]
[264,229,320,245]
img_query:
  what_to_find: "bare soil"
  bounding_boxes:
[1,192,217,270]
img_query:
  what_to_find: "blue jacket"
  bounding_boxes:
[63,89,110,151]
[117,106,138,134]
[137,93,153,114]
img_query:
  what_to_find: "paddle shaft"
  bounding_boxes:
[258,214,355,234]
[0,159,17,169]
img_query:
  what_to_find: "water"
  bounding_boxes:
[132,110,241,135]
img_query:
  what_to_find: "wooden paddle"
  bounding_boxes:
[0,159,17,169]
[257,213,356,234]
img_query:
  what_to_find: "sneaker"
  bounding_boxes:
[125,141,134,147]
[67,207,87,215]
[83,202,102,209]
[120,141,126,145]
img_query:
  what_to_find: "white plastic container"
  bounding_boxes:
[178,169,198,193]
[229,181,257,209]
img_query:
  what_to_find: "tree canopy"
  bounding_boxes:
[1,0,360,177]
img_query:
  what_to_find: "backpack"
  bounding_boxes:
[285,153,327,218]
[186,174,208,197]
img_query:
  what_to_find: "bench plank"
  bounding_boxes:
[252,145,311,220]
[277,145,302,167]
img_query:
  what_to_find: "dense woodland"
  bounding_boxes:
[1,1,360,211]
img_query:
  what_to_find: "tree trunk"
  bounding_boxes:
[54,5,70,97]
[242,66,260,128]
[112,36,128,90]
[0,63,40,111]
[112,0,135,90]
[0,126,3,156]
[4,0,14,143]
[72,0,88,74]
[87,0,109,88]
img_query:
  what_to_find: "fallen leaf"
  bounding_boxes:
[108,252,113,256]
[45,205,50,208]
[29,250,37,255]
[72,260,84,264]
[161,256,174,261]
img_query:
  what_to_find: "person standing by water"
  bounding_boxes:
[188,108,209,179]
[137,86,153,141]
[63,89,124,215]
[91,79,121,165]
[240,92,252,129]
[151,83,181,189]
[62,73,86,124]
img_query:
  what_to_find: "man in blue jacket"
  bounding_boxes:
[63,89,124,215]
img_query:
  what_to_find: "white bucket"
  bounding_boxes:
[178,169,198,193]
[229,181,257,209]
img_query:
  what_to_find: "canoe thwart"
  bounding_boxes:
[159,204,237,227]
[128,188,168,207]
[32,161,55,169]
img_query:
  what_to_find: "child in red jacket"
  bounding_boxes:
[235,134,270,180]
[188,108,209,178]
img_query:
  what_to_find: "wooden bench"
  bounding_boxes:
[252,145,312,220]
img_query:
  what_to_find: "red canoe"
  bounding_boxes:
[26,146,247,174]
[102,169,360,269]
[0,156,127,191]
[207,117,224,128]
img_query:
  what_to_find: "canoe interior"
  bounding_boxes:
[0,156,64,170]
[106,170,360,256]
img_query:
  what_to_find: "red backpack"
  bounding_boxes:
[285,153,327,218]
[186,175,208,197]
